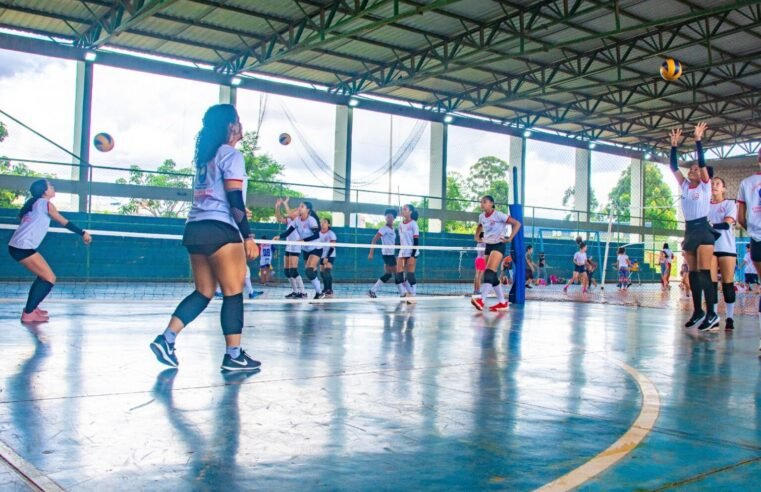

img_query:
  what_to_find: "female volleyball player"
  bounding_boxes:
[397,204,422,302]
[471,195,522,312]
[275,198,306,299]
[709,176,737,330]
[319,218,337,297]
[563,240,588,294]
[150,104,260,372]
[660,243,674,289]
[670,123,719,331]
[736,148,761,349]
[368,208,397,298]
[278,201,323,299]
[616,247,631,290]
[8,179,92,322]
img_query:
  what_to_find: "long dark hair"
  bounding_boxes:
[19,179,48,218]
[404,203,419,221]
[194,104,239,168]
[302,201,320,225]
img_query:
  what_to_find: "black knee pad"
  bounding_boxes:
[305,267,318,280]
[406,272,417,285]
[173,290,211,326]
[722,283,736,304]
[221,293,243,335]
[380,273,392,283]
[284,268,293,278]
[484,269,498,286]
[395,272,405,284]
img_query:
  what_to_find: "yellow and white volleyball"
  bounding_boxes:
[93,132,115,152]
[660,58,683,82]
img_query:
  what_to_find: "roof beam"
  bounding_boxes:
[76,0,178,48]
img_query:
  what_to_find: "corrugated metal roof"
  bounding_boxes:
[0,0,759,151]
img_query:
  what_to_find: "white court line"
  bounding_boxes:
[535,356,661,492]
[0,438,65,492]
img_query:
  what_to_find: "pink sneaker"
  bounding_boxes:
[582,288,588,294]
[489,302,509,312]
[21,310,49,323]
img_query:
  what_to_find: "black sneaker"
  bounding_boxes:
[221,349,261,372]
[698,312,720,332]
[324,289,334,298]
[725,318,734,331]
[285,292,299,299]
[685,311,706,329]
[368,290,377,298]
[150,334,179,368]
[313,292,325,300]
[299,292,308,299]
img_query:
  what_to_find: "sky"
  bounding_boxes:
[0,47,678,217]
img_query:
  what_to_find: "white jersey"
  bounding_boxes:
[284,217,301,253]
[259,244,272,266]
[188,144,247,230]
[295,215,320,252]
[398,219,419,258]
[680,179,711,221]
[376,225,396,256]
[478,210,510,244]
[320,230,337,258]
[737,174,761,241]
[617,254,630,269]
[709,199,737,254]
[573,251,587,266]
[9,199,50,250]
[743,252,754,271]
[662,248,674,264]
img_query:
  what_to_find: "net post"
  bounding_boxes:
[600,208,615,289]
[509,204,525,305]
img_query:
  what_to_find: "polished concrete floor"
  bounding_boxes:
[0,299,759,491]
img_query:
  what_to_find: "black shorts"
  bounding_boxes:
[683,217,718,252]
[285,251,301,258]
[302,249,322,261]
[745,273,758,284]
[751,239,761,262]
[8,245,36,262]
[382,255,397,267]
[484,242,506,257]
[183,220,242,256]
[713,252,737,258]
[574,265,587,274]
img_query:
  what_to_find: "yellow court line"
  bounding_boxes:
[535,356,661,492]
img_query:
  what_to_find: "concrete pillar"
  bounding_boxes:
[219,85,237,106]
[509,135,525,205]
[428,122,446,233]
[630,158,644,243]
[575,148,591,222]
[72,60,94,212]
[332,105,352,227]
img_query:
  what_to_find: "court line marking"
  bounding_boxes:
[535,355,661,492]
[0,294,468,305]
[0,438,65,492]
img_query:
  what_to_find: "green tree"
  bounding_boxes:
[239,132,302,221]
[116,159,193,217]
[561,185,600,221]
[605,162,677,229]
[465,156,511,206]
[445,172,476,233]
[1,122,52,208]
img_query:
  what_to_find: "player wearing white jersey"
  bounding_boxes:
[275,197,306,299]
[471,195,522,312]
[394,204,422,303]
[151,104,261,373]
[7,179,92,323]
[669,123,719,332]
[737,147,761,351]
[708,177,737,331]
[319,218,337,297]
[368,209,398,298]
[277,201,324,300]
[660,243,674,289]
[563,238,589,294]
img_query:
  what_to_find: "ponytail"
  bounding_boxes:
[302,201,320,226]
[18,179,48,218]
[404,203,419,221]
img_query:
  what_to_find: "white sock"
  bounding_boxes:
[288,277,296,291]
[726,302,735,319]
[244,275,253,295]
[311,277,322,294]
[372,279,383,293]
[296,276,305,293]
[480,283,493,299]
[495,284,505,303]
[403,281,411,293]
[411,284,416,296]
[397,283,406,295]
